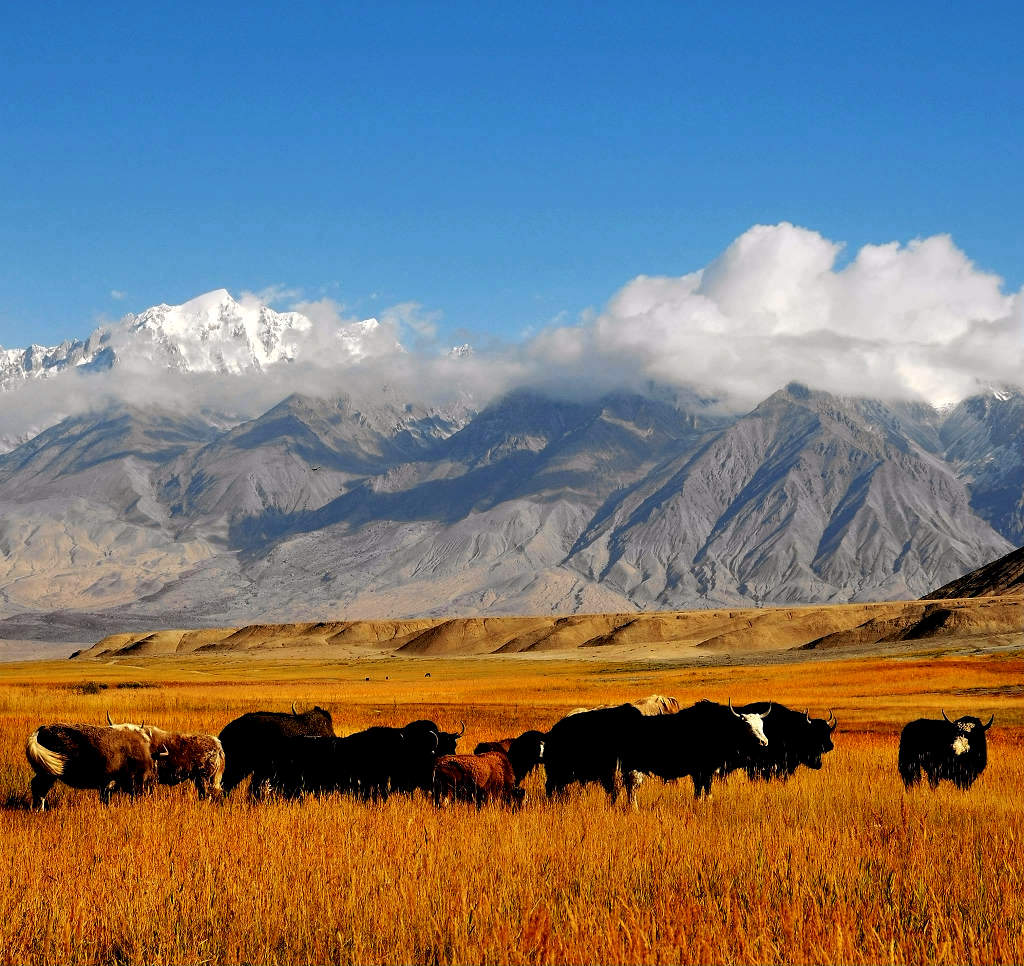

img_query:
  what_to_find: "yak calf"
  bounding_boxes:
[433,752,524,808]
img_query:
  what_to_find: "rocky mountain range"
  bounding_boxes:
[0,291,1020,638]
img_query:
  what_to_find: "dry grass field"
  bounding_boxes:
[1,649,1023,965]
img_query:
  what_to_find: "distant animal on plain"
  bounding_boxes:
[898,711,993,790]
[25,722,156,810]
[218,703,335,798]
[735,703,837,781]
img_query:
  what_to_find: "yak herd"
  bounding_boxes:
[22,695,994,811]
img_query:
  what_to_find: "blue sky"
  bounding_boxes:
[2,0,1022,349]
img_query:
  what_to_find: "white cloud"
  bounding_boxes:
[239,284,303,310]
[528,223,1021,409]
[110,289,127,301]
[379,301,442,342]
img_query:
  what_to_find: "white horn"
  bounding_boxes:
[729,697,741,718]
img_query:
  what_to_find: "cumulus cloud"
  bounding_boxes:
[526,223,1021,409]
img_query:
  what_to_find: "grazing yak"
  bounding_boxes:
[218,704,335,798]
[106,714,226,801]
[621,699,771,801]
[433,752,524,808]
[899,711,993,790]
[735,703,837,781]
[543,699,771,805]
[25,723,156,809]
[266,719,465,800]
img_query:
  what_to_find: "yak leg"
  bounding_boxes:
[898,757,921,788]
[195,775,224,802]
[545,777,569,800]
[220,762,252,798]
[30,774,55,811]
[622,770,641,810]
[601,771,619,806]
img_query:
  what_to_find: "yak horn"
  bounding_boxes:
[106,711,114,726]
[804,709,811,722]
[458,720,466,737]
[761,703,772,718]
[729,697,740,718]
[827,709,837,731]
[942,709,952,723]
[291,702,298,715]
[983,714,994,730]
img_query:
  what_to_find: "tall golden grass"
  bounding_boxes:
[1,651,1022,965]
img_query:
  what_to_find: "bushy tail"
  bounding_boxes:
[26,730,67,776]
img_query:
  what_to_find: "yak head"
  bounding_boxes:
[437,720,466,755]
[942,710,993,756]
[403,719,465,756]
[507,729,546,783]
[104,712,150,738]
[729,698,770,747]
[802,709,838,768]
[291,703,335,736]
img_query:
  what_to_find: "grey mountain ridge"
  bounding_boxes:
[0,383,1018,637]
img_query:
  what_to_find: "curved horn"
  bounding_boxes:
[729,697,740,718]
[761,703,771,718]
[291,701,297,715]
[458,720,466,737]
[106,711,114,726]
[827,709,837,731]
[942,709,952,723]
[983,714,994,730]
[804,709,811,723]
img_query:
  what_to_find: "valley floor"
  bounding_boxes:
[1,646,1022,964]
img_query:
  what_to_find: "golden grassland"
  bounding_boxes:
[1,649,1023,965]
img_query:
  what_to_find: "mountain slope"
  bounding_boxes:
[941,389,1024,544]
[563,384,1011,606]
[923,543,1024,599]
[0,381,1017,627]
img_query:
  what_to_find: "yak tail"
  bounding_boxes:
[26,730,67,776]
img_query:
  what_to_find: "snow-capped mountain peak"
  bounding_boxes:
[123,288,312,373]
